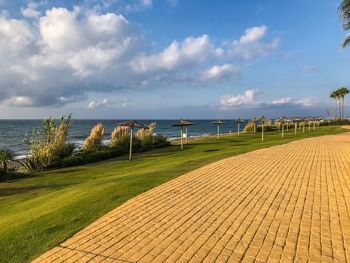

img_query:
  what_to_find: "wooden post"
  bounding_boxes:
[294,122,297,135]
[309,122,311,131]
[217,125,220,139]
[185,127,188,144]
[303,122,305,133]
[313,121,316,130]
[180,127,183,150]
[253,122,256,133]
[237,123,240,136]
[287,122,289,131]
[261,122,264,142]
[129,126,133,162]
[282,123,284,138]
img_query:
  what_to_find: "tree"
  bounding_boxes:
[330,90,340,120]
[340,0,350,47]
[339,87,350,119]
[0,149,15,172]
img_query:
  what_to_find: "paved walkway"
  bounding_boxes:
[34,133,350,263]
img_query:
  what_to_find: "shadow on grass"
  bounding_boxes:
[0,186,49,197]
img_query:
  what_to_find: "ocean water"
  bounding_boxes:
[0,119,247,156]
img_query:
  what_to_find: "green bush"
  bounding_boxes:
[22,115,74,171]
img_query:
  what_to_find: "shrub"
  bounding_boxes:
[243,121,256,133]
[22,115,74,171]
[110,126,129,148]
[83,123,105,152]
[0,149,15,172]
[136,122,157,139]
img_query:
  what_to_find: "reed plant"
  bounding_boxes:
[83,123,105,152]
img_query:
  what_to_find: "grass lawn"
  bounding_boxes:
[0,126,347,262]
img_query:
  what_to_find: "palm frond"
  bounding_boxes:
[343,35,350,48]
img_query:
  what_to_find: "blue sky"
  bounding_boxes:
[0,0,349,119]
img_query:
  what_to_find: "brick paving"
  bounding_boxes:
[33,133,350,262]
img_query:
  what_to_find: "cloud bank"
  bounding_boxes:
[0,4,279,108]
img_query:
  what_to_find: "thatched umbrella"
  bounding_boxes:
[118,120,148,162]
[305,117,312,131]
[276,117,288,138]
[250,117,257,133]
[257,116,270,142]
[211,120,226,139]
[235,118,245,136]
[316,117,323,129]
[171,119,195,150]
[292,117,303,135]
[301,118,306,133]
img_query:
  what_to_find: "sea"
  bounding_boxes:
[0,119,247,157]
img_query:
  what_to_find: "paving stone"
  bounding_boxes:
[33,133,350,262]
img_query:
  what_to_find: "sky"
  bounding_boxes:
[0,0,349,119]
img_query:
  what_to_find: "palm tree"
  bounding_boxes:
[339,87,350,119]
[331,90,338,120]
[339,0,350,48]
[0,149,15,172]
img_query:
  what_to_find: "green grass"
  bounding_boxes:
[0,126,346,262]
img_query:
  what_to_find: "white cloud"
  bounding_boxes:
[220,89,262,108]
[272,96,318,107]
[220,91,319,110]
[296,97,318,107]
[239,25,267,44]
[88,97,130,109]
[272,97,293,104]
[131,35,223,73]
[21,2,41,18]
[125,0,153,13]
[202,64,240,80]
[3,96,33,106]
[0,4,279,108]
[226,25,279,61]
[88,98,108,109]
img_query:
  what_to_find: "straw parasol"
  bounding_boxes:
[292,117,303,135]
[250,117,257,133]
[171,119,195,150]
[257,116,270,142]
[211,120,226,139]
[316,117,323,129]
[235,118,245,136]
[276,116,288,138]
[118,120,148,162]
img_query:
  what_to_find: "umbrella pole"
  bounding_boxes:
[287,123,289,131]
[185,127,188,144]
[309,122,311,131]
[303,122,305,133]
[294,123,297,135]
[129,126,133,162]
[313,121,316,130]
[238,123,240,136]
[261,122,264,142]
[180,127,183,150]
[217,125,220,139]
[253,123,256,133]
[282,123,284,138]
